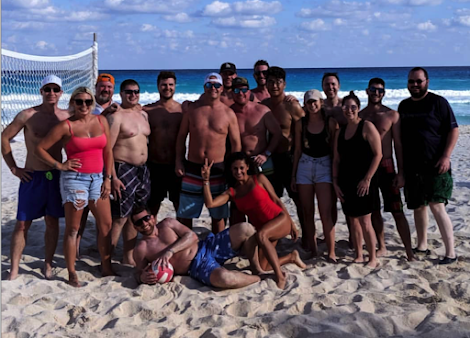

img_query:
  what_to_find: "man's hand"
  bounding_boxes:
[112,178,125,199]
[10,167,33,183]
[284,95,299,103]
[140,265,158,284]
[252,154,267,167]
[152,250,174,268]
[102,103,121,116]
[392,173,405,189]
[436,155,451,174]
[175,160,185,177]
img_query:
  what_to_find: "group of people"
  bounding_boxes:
[2,61,459,290]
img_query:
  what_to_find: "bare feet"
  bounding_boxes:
[353,256,364,263]
[122,257,136,267]
[276,272,287,289]
[43,264,53,280]
[6,270,19,281]
[327,256,338,264]
[101,262,118,277]
[366,260,380,269]
[68,272,82,288]
[376,248,388,258]
[291,250,307,269]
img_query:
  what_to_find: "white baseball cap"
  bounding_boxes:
[41,75,62,89]
[204,72,223,85]
[304,89,323,102]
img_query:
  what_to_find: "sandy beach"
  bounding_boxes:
[2,126,470,338]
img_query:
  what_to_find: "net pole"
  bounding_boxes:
[92,33,98,92]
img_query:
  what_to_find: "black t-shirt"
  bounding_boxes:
[398,92,458,174]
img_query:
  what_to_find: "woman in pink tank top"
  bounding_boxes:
[36,87,115,287]
[202,152,306,290]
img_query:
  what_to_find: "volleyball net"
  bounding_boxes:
[1,40,98,128]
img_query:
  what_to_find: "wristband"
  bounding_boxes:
[203,181,209,186]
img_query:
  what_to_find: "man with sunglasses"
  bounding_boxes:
[359,78,415,261]
[398,67,459,265]
[176,73,241,234]
[1,75,71,280]
[107,79,151,266]
[144,71,182,217]
[251,60,270,102]
[131,207,261,288]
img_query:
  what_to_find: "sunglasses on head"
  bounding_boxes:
[369,87,385,94]
[408,79,425,85]
[43,87,61,93]
[123,89,140,95]
[255,70,268,76]
[134,214,151,227]
[204,82,222,89]
[74,99,93,106]
[233,87,248,94]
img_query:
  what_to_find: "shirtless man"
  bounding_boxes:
[322,73,347,126]
[231,77,281,182]
[261,67,304,225]
[219,62,238,106]
[176,73,241,233]
[144,71,183,216]
[1,75,71,280]
[131,207,260,288]
[107,79,151,265]
[360,78,415,261]
[251,60,271,102]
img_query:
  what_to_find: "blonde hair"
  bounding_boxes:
[69,86,96,114]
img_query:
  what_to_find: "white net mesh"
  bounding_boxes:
[1,45,98,128]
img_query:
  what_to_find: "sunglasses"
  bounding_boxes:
[74,99,93,106]
[369,87,385,94]
[134,214,151,227]
[43,87,61,93]
[342,105,359,112]
[204,82,222,89]
[255,70,268,76]
[123,89,140,95]
[233,87,248,94]
[408,79,425,85]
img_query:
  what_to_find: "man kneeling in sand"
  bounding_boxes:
[131,207,261,289]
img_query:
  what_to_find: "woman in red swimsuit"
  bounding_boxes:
[202,152,306,289]
[37,87,115,287]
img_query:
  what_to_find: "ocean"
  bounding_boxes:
[105,66,470,125]
[2,66,469,125]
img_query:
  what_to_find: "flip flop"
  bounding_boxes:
[413,248,431,255]
[438,256,458,265]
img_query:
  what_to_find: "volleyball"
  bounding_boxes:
[151,261,174,284]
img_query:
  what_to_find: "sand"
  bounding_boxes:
[2,127,470,337]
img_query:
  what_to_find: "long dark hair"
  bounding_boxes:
[226,152,258,187]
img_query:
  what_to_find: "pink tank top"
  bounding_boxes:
[230,175,282,230]
[65,116,107,173]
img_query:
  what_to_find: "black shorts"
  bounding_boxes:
[271,152,297,199]
[147,162,181,206]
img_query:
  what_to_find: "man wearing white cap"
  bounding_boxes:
[175,73,241,233]
[1,75,71,280]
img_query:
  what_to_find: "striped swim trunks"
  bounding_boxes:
[177,160,229,219]
[111,162,151,218]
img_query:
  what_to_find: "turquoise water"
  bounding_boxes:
[105,66,470,125]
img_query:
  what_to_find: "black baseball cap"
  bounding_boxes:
[219,62,237,73]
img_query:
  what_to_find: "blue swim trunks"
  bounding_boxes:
[17,170,64,221]
[189,229,238,286]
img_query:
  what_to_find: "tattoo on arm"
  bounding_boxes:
[107,115,114,126]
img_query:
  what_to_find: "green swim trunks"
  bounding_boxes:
[404,170,453,209]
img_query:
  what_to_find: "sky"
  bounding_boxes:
[2,0,470,69]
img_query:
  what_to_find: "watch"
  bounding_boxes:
[105,174,113,180]
[264,150,272,157]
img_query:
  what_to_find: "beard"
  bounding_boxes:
[97,92,111,104]
[409,84,428,99]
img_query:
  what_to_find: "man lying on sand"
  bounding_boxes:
[131,207,261,289]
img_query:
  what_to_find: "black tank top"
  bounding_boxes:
[302,120,330,158]
[337,120,373,185]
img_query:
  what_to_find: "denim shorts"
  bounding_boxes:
[296,153,332,185]
[60,171,103,210]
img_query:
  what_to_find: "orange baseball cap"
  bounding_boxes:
[96,73,115,85]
